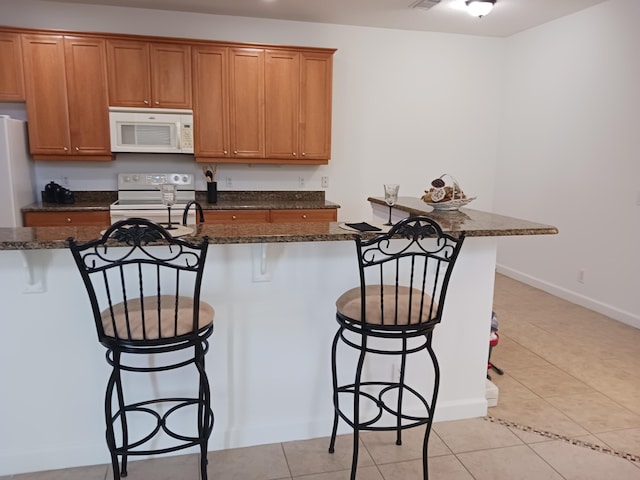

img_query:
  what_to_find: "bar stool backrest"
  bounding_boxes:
[351,216,465,331]
[68,218,210,348]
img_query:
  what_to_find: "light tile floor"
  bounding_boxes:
[3,274,640,479]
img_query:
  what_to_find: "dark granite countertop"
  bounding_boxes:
[2,199,557,250]
[369,196,558,237]
[21,191,340,212]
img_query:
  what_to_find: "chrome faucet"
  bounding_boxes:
[182,201,205,225]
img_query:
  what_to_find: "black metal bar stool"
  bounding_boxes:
[328,216,465,480]
[68,218,214,480]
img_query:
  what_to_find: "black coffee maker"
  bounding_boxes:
[43,181,74,204]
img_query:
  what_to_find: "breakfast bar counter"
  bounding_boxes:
[0,207,557,251]
[0,208,557,476]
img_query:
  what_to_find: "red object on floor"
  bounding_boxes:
[488,331,504,376]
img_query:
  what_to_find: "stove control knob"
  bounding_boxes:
[132,175,140,182]
[182,175,188,183]
[173,174,180,183]
[122,175,131,183]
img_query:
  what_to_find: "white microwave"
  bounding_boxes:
[109,107,194,154]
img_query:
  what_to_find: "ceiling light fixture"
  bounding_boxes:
[465,0,496,18]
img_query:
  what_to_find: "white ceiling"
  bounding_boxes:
[43,0,609,37]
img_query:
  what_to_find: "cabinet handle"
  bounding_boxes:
[302,214,307,219]
[155,101,160,105]
[223,150,228,155]
[143,100,149,105]
[232,215,237,220]
[66,217,72,223]
[63,147,68,152]
[233,150,238,155]
[292,152,297,156]
[302,152,306,156]
[75,147,80,151]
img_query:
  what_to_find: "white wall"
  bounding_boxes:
[1,2,636,322]
[1,0,503,221]
[494,0,640,328]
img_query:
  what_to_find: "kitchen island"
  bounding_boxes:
[0,208,557,476]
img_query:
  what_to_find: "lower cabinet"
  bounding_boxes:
[202,209,270,224]
[23,210,110,227]
[23,208,336,226]
[202,208,337,224]
[270,209,337,223]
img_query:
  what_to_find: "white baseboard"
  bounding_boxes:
[216,395,488,451]
[496,265,640,330]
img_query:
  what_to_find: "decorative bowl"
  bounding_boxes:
[421,173,475,211]
[424,197,476,211]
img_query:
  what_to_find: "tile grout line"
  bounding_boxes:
[485,415,640,464]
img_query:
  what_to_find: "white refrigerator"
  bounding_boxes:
[0,115,36,227]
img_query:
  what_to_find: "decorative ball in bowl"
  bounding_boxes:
[421,174,475,211]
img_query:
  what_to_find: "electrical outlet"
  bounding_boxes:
[321,176,329,188]
[226,176,233,188]
[578,269,585,284]
[299,176,305,188]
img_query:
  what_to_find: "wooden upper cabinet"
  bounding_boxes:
[228,47,265,158]
[22,34,111,160]
[64,36,111,157]
[193,45,229,158]
[151,43,191,108]
[299,52,333,161]
[265,50,333,162]
[22,34,71,156]
[107,39,191,109]
[0,32,25,102]
[106,40,150,107]
[265,50,300,160]
[193,46,266,161]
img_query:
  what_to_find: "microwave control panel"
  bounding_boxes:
[180,122,194,151]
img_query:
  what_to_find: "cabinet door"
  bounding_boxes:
[0,32,25,101]
[64,36,111,157]
[151,43,191,109]
[299,52,333,160]
[265,50,299,159]
[107,39,151,107]
[22,34,71,155]
[193,45,229,158]
[228,48,264,158]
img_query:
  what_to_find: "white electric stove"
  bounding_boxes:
[110,173,197,225]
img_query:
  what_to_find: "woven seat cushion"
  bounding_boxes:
[336,285,438,326]
[101,295,215,340]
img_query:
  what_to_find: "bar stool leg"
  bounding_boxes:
[350,340,368,480]
[195,343,211,480]
[328,328,342,454]
[105,350,129,479]
[396,339,409,446]
[422,338,441,480]
[105,367,120,480]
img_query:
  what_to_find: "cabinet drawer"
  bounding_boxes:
[270,209,337,223]
[23,210,110,227]
[203,209,270,224]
